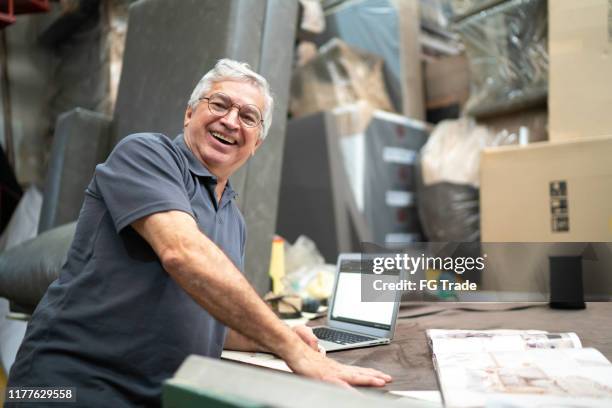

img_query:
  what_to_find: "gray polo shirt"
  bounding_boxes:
[8,133,246,408]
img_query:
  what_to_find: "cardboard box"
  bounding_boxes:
[480,135,612,242]
[424,54,470,110]
[549,0,612,141]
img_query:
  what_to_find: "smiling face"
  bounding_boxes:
[183,80,265,181]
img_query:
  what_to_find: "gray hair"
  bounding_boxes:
[188,59,274,140]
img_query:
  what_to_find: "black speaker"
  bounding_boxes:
[549,256,586,310]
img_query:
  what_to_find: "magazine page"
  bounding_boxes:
[427,329,582,354]
[436,348,612,408]
[221,350,292,372]
[485,394,612,408]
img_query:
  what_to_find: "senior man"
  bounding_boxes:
[7,59,391,407]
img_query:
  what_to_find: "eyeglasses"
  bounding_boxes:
[199,92,263,128]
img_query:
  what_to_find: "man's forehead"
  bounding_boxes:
[208,80,264,107]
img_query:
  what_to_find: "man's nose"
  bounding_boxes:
[220,107,240,129]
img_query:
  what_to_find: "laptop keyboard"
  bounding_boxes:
[313,327,377,345]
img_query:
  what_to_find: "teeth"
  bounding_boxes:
[211,131,235,144]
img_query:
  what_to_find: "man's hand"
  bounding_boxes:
[283,342,392,388]
[291,325,324,354]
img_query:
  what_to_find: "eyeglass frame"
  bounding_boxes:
[198,92,264,129]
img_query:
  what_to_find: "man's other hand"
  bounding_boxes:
[285,342,392,388]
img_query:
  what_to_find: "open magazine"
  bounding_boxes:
[427,329,612,408]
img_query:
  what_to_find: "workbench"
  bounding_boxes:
[323,302,612,392]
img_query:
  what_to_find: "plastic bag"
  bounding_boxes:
[417,118,515,241]
[420,118,514,188]
[282,235,335,300]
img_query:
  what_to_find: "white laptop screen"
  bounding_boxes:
[330,259,396,330]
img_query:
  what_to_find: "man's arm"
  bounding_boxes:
[224,328,264,352]
[225,326,321,353]
[132,210,391,388]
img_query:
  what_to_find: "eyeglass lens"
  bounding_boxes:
[207,93,262,128]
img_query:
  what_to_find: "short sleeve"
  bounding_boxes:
[240,213,247,268]
[90,133,194,232]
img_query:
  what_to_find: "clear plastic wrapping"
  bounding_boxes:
[421,0,454,30]
[449,0,506,20]
[456,0,548,117]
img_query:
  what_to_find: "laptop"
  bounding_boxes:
[312,253,402,352]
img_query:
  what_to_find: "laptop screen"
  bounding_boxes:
[330,259,397,330]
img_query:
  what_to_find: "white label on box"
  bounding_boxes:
[382,147,417,164]
[373,110,429,130]
[385,233,420,243]
[339,133,365,212]
[550,180,570,233]
[385,191,415,207]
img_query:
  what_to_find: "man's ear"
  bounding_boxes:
[251,137,264,156]
[183,106,193,128]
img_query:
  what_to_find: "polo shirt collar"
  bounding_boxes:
[174,134,238,200]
